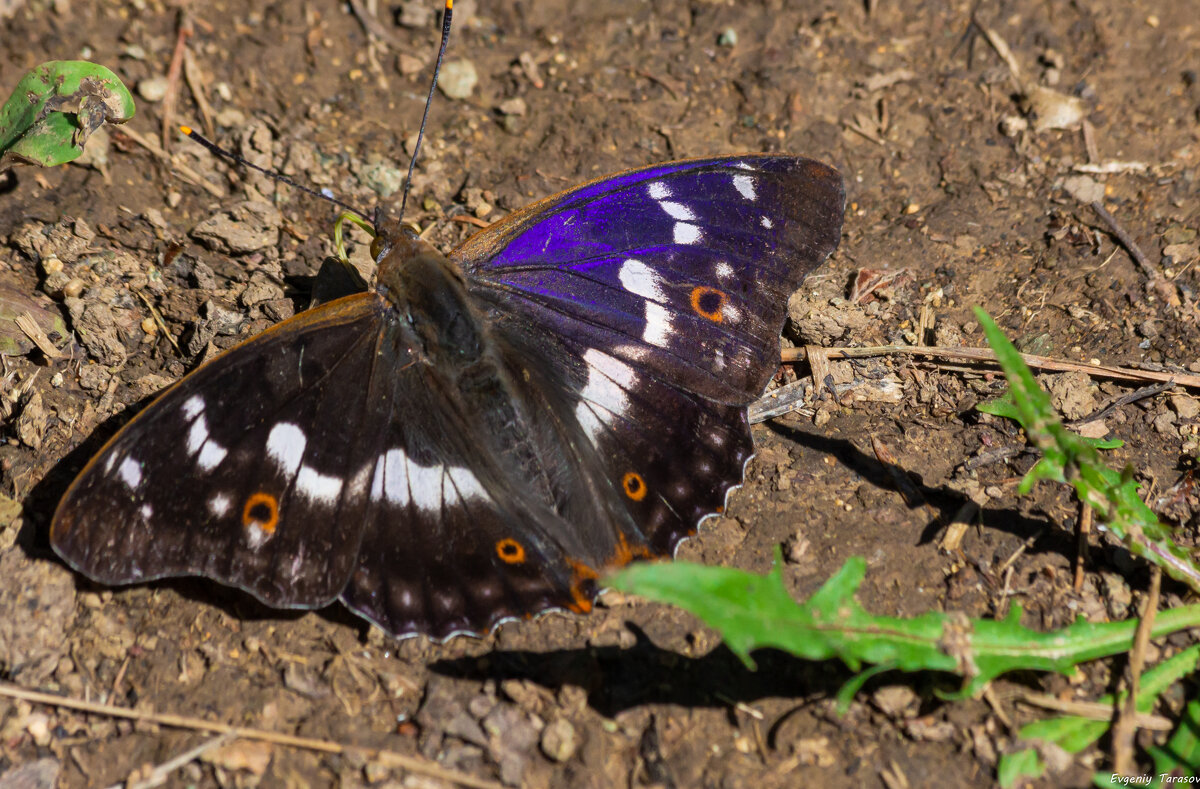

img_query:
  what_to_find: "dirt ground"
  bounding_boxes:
[1,0,1199,786]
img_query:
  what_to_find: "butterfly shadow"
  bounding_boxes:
[763,418,1094,563]
[429,623,965,718]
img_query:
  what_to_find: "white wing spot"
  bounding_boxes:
[733,161,755,170]
[372,448,409,506]
[445,467,487,503]
[348,463,373,500]
[182,395,204,419]
[209,493,232,517]
[715,261,734,279]
[104,453,117,475]
[575,348,636,441]
[186,415,209,455]
[674,222,701,244]
[408,463,447,513]
[644,301,672,346]
[118,458,142,490]
[619,258,666,302]
[760,216,774,229]
[648,181,670,200]
[659,201,696,221]
[296,465,343,505]
[722,302,742,322]
[245,523,271,550]
[185,413,226,471]
[267,423,306,479]
[732,173,756,200]
[139,504,153,520]
[197,441,228,471]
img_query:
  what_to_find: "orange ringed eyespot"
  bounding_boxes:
[565,558,599,614]
[242,492,279,534]
[690,286,726,322]
[622,471,647,501]
[496,538,526,564]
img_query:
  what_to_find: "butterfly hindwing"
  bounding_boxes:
[338,326,630,639]
[51,293,394,608]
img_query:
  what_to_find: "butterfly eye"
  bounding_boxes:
[689,286,727,323]
[622,471,648,501]
[495,538,526,564]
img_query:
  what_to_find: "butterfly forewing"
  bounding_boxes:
[454,155,844,403]
[51,293,393,607]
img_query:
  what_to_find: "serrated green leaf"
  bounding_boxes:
[997,645,1200,783]
[609,557,1200,700]
[973,308,1200,592]
[1146,697,1200,782]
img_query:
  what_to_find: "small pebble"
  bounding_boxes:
[141,317,158,335]
[717,27,738,47]
[396,53,424,76]
[498,97,527,116]
[438,59,478,99]
[215,107,246,128]
[62,278,85,299]
[540,718,578,762]
[138,75,170,102]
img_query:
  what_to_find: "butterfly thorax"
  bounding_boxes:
[375,233,483,366]
[373,232,569,515]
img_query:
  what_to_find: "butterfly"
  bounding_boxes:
[50,154,844,640]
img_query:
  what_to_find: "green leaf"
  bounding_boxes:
[609,556,1200,699]
[997,644,1200,783]
[1146,697,1200,782]
[973,308,1200,592]
[0,61,134,170]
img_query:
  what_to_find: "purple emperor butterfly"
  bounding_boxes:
[51,154,844,640]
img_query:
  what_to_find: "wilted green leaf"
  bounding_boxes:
[0,61,134,170]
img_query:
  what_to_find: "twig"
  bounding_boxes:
[779,344,1200,390]
[348,0,404,47]
[161,11,194,152]
[14,312,63,358]
[135,291,182,356]
[1074,502,1092,592]
[182,49,215,140]
[1090,202,1152,277]
[1066,381,1174,428]
[870,436,924,507]
[107,732,235,789]
[1013,688,1172,731]
[118,126,224,198]
[0,683,500,789]
[962,444,1026,471]
[1112,566,1162,775]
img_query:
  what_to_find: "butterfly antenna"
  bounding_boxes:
[179,126,372,221]
[397,0,454,221]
